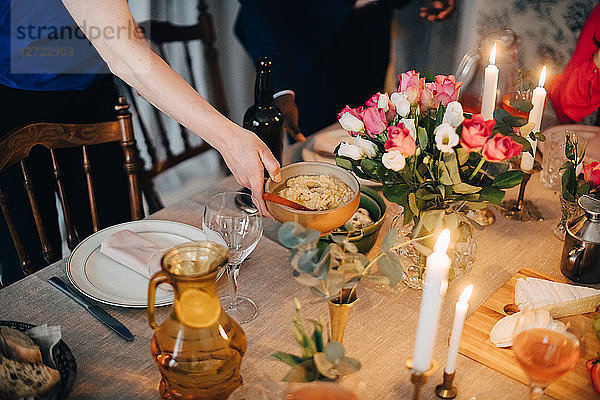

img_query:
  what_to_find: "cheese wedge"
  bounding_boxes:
[515,277,600,318]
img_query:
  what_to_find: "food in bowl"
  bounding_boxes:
[343,208,374,231]
[276,174,354,211]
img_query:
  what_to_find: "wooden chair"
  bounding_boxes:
[0,97,144,277]
[126,0,229,213]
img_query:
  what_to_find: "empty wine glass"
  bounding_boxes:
[203,192,263,323]
[511,310,583,400]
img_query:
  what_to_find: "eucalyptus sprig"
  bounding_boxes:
[272,299,361,382]
[278,222,433,303]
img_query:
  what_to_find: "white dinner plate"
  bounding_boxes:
[67,220,206,308]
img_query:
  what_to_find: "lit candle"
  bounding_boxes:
[481,43,498,120]
[445,284,473,374]
[412,230,451,373]
[521,66,547,171]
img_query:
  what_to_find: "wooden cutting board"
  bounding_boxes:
[459,268,600,400]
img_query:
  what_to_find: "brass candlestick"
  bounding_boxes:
[406,358,437,400]
[503,170,544,221]
[435,370,457,399]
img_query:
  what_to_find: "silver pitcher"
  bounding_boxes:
[561,195,600,283]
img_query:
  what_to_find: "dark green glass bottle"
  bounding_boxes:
[243,57,284,163]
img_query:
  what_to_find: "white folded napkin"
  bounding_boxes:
[99,229,165,278]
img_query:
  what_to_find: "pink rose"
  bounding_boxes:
[384,123,416,156]
[361,106,387,137]
[337,105,365,136]
[584,161,600,187]
[432,75,462,106]
[420,82,438,111]
[482,133,523,162]
[460,114,494,152]
[398,70,425,104]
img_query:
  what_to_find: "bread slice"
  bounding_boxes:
[0,355,60,399]
[0,327,43,364]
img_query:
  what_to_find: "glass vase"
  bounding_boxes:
[391,211,477,290]
[553,197,583,240]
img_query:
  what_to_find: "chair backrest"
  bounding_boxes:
[127,0,229,213]
[0,97,144,275]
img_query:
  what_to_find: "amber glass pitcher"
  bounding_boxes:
[147,241,247,400]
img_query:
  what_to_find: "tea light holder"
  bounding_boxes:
[406,358,438,400]
[435,370,457,399]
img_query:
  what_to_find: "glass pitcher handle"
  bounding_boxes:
[147,270,170,329]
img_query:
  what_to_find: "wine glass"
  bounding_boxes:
[511,310,583,400]
[202,192,263,323]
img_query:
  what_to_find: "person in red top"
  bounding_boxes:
[548,4,600,123]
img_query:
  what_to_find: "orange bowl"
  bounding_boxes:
[265,162,360,234]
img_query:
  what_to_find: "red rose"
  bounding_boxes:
[460,114,495,152]
[482,133,523,162]
[361,106,387,137]
[384,123,416,156]
[432,75,462,106]
[584,161,600,187]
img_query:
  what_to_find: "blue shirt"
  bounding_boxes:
[0,0,109,91]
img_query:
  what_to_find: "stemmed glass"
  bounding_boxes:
[202,192,263,323]
[511,311,583,400]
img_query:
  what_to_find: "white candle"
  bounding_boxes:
[480,43,498,120]
[521,66,547,171]
[445,284,473,374]
[412,230,451,373]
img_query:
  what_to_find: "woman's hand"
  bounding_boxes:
[215,126,281,217]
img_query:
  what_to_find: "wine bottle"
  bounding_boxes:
[243,56,284,163]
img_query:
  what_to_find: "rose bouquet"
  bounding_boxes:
[335,71,527,227]
[334,71,529,285]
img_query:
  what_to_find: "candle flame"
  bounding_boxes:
[489,43,497,65]
[538,66,547,87]
[459,284,473,303]
[433,229,451,254]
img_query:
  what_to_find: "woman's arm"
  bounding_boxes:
[61,0,280,215]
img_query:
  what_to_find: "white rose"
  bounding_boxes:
[399,118,417,140]
[382,150,406,171]
[338,142,365,160]
[442,101,465,128]
[353,136,377,157]
[434,123,459,153]
[390,92,410,118]
[338,112,365,133]
[377,93,390,112]
[576,161,584,176]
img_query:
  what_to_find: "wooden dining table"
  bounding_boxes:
[0,132,583,399]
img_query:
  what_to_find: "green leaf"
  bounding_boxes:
[335,157,354,171]
[335,357,362,375]
[383,184,410,205]
[492,170,524,189]
[403,205,414,225]
[534,131,546,142]
[453,182,482,194]
[509,135,532,155]
[408,192,419,216]
[562,162,577,200]
[376,253,404,286]
[272,352,305,367]
[443,152,462,184]
[381,228,398,252]
[360,158,377,174]
[417,126,428,150]
[324,342,345,364]
[510,98,534,112]
[438,161,453,185]
[577,181,591,196]
[493,108,511,122]
[479,187,505,205]
[456,147,469,165]
[505,115,528,127]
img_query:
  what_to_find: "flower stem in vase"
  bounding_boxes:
[469,158,486,181]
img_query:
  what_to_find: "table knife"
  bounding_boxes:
[48,277,134,341]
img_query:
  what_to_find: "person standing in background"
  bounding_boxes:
[548,3,600,123]
[235,0,457,140]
